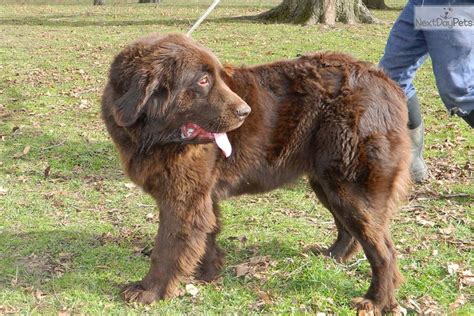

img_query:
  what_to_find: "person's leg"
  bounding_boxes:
[379,0,430,182]
[407,94,428,182]
[424,27,474,127]
[379,1,428,104]
[461,111,474,128]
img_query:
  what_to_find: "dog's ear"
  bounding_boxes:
[113,74,159,127]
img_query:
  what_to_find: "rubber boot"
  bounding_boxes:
[409,123,428,183]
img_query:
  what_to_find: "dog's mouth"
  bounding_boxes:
[180,123,233,158]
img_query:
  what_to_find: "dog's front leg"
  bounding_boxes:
[122,194,215,304]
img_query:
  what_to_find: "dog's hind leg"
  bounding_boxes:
[318,179,401,314]
[195,201,225,282]
[309,179,360,262]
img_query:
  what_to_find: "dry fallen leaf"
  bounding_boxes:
[395,305,407,316]
[235,255,274,279]
[404,298,420,312]
[415,215,435,227]
[0,305,19,314]
[447,263,460,275]
[235,263,250,277]
[23,145,31,155]
[185,284,199,297]
[145,213,154,221]
[249,256,271,265]
[13,145,31,159]
[404,295,442,314]
[124,182,136,189]
[257,290,272,305]
[417,296,442,315]
[439,225,455,235]
[44,165,51,178]
[34,289,47,300]
[78,99,89,109]
[448,294,466,311]
[57,309,71,316]
[460,269,473,287]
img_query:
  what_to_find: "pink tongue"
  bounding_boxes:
[213,133,232,158]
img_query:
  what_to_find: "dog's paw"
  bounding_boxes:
[306,244,346,263]
[306,244,331,257]
[121,282,161,304]
[195,268,220,283]
[195,249,224,283]
[351,297,381,316]
[195,260,223,283]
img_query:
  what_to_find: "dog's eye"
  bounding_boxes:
[198,76,209,86]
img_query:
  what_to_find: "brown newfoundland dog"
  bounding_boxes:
[101,33,410,314]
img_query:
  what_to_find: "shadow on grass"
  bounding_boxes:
[0,13,267,28]
[0,229,359,302]
[0,14,192,27]
[3,129,124,181]
[0,229,146,300]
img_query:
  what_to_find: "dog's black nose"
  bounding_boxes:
[236,104,251,119]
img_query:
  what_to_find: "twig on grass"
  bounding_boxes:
[345,258,367,268]
[416,193,472,201]
[284,260,312,280]
[41,141,66,151]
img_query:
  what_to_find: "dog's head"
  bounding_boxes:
[107,33,250,157]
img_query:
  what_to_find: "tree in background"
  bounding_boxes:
[363,0,389,9]
[253,0,377,25]
[93,0,104,5]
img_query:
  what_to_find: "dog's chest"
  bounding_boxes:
[218,162,303,198]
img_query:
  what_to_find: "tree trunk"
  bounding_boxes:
[138,0,162,3]
[254,0,377,25]
[93,0,104,5]
[363,0,389,9]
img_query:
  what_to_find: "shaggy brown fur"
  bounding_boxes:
[101,33,411,314]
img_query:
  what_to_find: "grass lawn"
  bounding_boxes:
[0,0,472,314]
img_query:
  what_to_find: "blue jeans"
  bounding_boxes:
[379,0,474,118]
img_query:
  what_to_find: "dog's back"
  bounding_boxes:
[219,52,410,203]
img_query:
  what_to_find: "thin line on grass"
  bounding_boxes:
[41,141,66,151]
[284,260,312,280]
